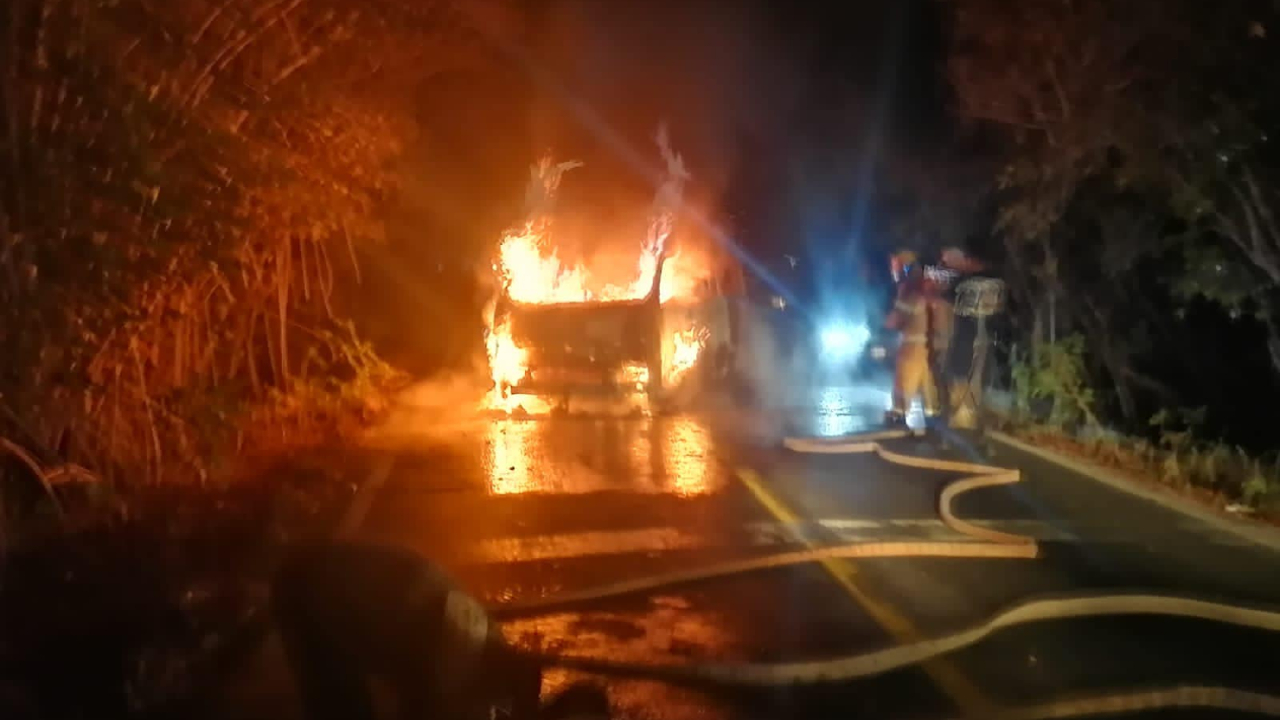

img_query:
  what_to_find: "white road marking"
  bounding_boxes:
[820,519,883,529]
[464,517,1072,564]
[468,527,706,563]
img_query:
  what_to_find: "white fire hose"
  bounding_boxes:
[539,687,1280,720]
[495,429,1280,717]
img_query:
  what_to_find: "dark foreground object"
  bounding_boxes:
[271,541,607,720]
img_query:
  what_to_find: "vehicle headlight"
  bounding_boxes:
[819,323,870,358]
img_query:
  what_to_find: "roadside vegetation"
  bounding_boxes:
[996,336,1280,520]
[0,1,511,716]
[898,1,1280,515]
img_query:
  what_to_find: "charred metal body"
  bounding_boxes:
[495,253,740,407]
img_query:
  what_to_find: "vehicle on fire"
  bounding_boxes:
[492,247,745,410]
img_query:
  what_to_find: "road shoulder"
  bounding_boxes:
[988,430,1280,554]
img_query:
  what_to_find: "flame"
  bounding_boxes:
[661,416,714,497]
[482,147,712,410]
[487,415,717,496]
[496,222,703,305]
[484,221,712,409]
[485,314,529,410]
[667,326,708,385]
[618,361,650,390]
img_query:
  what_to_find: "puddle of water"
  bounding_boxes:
[503,599,740,720]
[485,417,721,497]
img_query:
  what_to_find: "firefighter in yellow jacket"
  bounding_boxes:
[884,251,939,426]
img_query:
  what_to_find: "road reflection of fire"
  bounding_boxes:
[501,599,736,720]
[486,416,718,496]
[658,417,712,497]
[488,420,537,495]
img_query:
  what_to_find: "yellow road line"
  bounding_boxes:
[735,467,994,716]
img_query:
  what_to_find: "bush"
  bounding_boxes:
[1011,335,1100,429]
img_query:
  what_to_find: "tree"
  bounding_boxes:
[0,0,519,482]
[946,0,1280,375]
[941,0,1280,440]
[946,0,1167,346]
[1138,5,1280,371]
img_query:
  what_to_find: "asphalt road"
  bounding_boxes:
[230,383,1280,720]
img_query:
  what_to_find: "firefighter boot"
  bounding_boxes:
[883,409,909,428]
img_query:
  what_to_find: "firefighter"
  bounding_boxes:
[939,245,1005,431]
[884,251,939,426]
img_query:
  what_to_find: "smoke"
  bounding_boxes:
[397,372,491,415]
[529,0,788,208]
[363,375,485,447]
[732,303,813,411]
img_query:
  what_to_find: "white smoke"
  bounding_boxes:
[732,303,813,411]
[648,123,691,258]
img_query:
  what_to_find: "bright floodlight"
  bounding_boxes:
[820,323,870,357]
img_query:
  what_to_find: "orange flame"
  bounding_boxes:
[485,313,528,409]
[483,147,712,410]
[496,222,703,305]
[485,223,712,409]
[667,326,708,385]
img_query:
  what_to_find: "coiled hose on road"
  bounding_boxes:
[496,429,1280,717]
[521,593,1280,685]
[494,429,1034,619]
[549,685,1280,720]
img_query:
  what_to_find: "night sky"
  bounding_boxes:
[375,0,951,366]
[524,0,949,250]
[405,1,947,236]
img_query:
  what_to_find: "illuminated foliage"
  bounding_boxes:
[0,0,513,484]
[1011,334,1098,429]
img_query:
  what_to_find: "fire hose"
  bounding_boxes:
[493,429,1035,619]
[549,686,1280,720]
[493,429,1280,717]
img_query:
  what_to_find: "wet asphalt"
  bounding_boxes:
[236,383,1280,720]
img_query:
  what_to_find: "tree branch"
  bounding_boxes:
[1229,179,1280,282]
[194,0,242,45]
[1242,165,1280,257]
[1,436,65,519]
[955,99,1050,133]
[267,45,323,87]
[1046,58,1072,121]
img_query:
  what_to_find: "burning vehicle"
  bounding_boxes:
[484,137,742,412]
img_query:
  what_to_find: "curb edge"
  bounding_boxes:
[987,430,1280,554]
